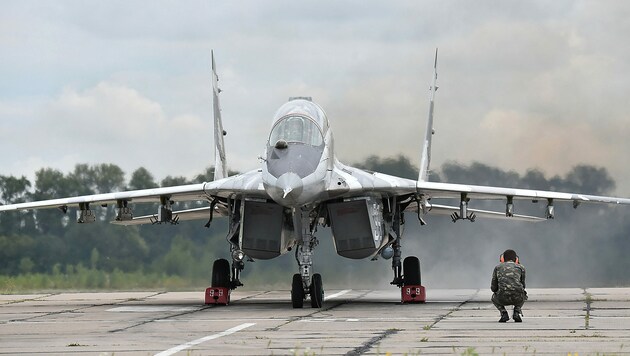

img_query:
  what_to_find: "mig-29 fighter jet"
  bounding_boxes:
[2,50,629,308]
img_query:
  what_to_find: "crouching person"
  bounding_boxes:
[491,249,527,322]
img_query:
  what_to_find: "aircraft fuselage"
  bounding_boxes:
[262,98,333,208]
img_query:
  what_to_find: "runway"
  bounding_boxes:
[2,288,630,355]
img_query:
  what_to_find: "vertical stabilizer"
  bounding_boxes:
[418,49,438,182]
[212,50,228,181]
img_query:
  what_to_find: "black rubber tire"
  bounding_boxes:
[403,256,421,285]
[310,273,324,308]
[211,258,231,288]
[291,273,304,308]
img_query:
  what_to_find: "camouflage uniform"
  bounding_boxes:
[491,261,526,314]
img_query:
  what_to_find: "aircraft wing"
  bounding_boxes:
[325,163,630,222]
[0,183,209,212]
[417,181,630,205]
[0,169,267,225]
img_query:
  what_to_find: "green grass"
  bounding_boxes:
[0,268,201,293]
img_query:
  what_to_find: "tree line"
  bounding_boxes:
[1,157,629,291]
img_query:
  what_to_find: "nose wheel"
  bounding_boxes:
[291,273,324,308]
[291,273,305,308]
[310,273,324,308]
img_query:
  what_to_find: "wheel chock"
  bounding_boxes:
[401,285,426,303]
[205,287,230,305]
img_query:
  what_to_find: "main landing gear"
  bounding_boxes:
[391,248,426,303]
[390,202,425,303]
[400,256,426,303]
[206,258,231,305]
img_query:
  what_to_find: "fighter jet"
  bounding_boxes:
[2,50,629,308]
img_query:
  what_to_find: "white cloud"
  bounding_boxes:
[45,83,166,141]
[2,82,212,183]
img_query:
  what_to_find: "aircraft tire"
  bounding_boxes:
[310,273,324,308]
[291,273,304,308]
[403,256,421,285]
[211,258,230,288]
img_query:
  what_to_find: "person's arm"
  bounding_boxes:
[520,266,526,289]
[491,266,498,292]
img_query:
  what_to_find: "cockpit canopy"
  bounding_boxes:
[269,99,328,147]
[269,115,323,146]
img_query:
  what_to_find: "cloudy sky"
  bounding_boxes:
[1,1,629,196]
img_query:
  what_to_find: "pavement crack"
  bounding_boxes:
[236,290,272,301]
[427,289,479,329]
[2,293,58,305]
[109,305,214,333]
[3,291,168,325]
[345,328,399,355]
[5,304,93,323]
[108,291,208,333]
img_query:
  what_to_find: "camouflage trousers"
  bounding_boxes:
[492,292,525,313]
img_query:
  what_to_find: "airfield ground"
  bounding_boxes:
[1,288,630,355]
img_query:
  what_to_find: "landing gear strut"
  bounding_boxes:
[206,258,231,305]
[291,208,323,308]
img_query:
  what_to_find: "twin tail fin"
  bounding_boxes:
[418,48,438,182]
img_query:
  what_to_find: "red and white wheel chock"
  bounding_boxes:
[205,287,231,305]
[401,285,426,303]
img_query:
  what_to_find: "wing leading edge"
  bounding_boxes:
[323,163,630,222]
[0,169,266,226]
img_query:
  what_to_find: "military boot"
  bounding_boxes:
[499,311,509,322]
[513,309,522,323]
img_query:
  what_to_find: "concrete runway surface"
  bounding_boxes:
[1,288,630,355]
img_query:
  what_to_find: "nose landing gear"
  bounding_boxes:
[291,273,324,308]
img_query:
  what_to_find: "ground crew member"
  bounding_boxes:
[491,249,527,322]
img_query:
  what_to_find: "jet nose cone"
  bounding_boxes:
[276,172,303,204]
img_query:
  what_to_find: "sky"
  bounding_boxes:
[1,0,630,196]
